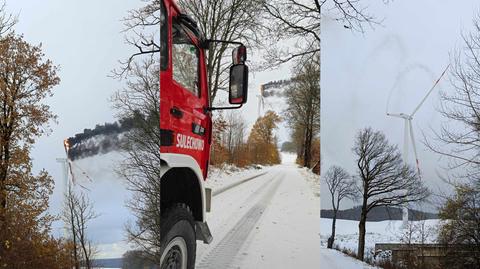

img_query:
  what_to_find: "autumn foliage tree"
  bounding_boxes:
[0,33,71,268]
[247,111,282,165]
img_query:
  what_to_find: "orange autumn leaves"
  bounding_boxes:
[0,34,72,268]
[211,111,281,167]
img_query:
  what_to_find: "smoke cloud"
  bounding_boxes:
[65,116,138,161]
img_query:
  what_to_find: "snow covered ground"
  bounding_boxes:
[205,164,270,191]
[320,247,380,269]
[320,218,440,262]
[195,153,321,268]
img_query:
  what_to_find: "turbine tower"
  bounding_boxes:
[387,64,449,227]
[257,85,265,118]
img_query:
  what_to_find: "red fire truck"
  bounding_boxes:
[160,0,248,268]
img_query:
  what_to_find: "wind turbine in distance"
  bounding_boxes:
[386,64,450,226]
[257,84,265,118]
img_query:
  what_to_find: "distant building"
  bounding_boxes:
[375,243,480,268]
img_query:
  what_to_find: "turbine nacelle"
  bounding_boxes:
[387,113,412,120]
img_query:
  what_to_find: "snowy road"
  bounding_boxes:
[196,163,320,268]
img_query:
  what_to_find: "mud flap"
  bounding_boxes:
[205,187,211,212]
[195,221,213,244]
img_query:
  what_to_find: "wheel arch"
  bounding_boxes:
[161,153,205,222]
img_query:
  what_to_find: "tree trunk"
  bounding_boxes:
[357,206,367,261]
[303,127,312,167]
[328,209,338,249]
[70,201,80,269]
[357,197,368,261]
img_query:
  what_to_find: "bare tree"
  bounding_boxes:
[261,0,320,68]
[115,0,159,76]
[353,127,429,261]
[396,216,434,269]
[63,184,98,269]
[324,165,357,249]
[112,56,161,262]
[223,111,247,164]
[261,0,378,67]
[422,16,480,268]
[177,0,264,104]
[321,0,380,32]
[0,2,16,36]
[424,16,480,184]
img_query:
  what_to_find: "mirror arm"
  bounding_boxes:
[200,39,244,49]
[206,104,243,111]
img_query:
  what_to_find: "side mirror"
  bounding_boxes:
[229,64,248,104]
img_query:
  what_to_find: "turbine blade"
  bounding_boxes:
[411,64,450,117]
[387,113,405,119]
[408,120,421,177]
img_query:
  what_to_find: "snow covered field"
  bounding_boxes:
[320,247,380,269]
[320,218,440,262]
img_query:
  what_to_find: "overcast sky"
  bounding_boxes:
[321,0,480,210]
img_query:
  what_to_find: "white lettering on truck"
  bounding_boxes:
[176,133,204,151]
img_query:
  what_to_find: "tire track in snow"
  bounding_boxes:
[212,171,269,196]
[196,174,284,269]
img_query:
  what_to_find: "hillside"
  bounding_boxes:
[321,206,438,221]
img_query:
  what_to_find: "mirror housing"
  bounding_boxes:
[232,45,247,64]
[229,64,248,104]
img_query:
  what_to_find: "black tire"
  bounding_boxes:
[160,204,197,269]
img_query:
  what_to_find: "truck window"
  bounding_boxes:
[172,21,199,97]
[160,0,167,71]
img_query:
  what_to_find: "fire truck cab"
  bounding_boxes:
[160,0,248,268]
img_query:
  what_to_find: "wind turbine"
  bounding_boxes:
[387,64,450,227]
[257,85,265,118]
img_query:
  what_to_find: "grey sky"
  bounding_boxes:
[321,0,480,210]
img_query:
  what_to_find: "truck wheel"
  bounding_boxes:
[160,204,196,269]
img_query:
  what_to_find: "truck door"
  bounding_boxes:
[168,16,209,177]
